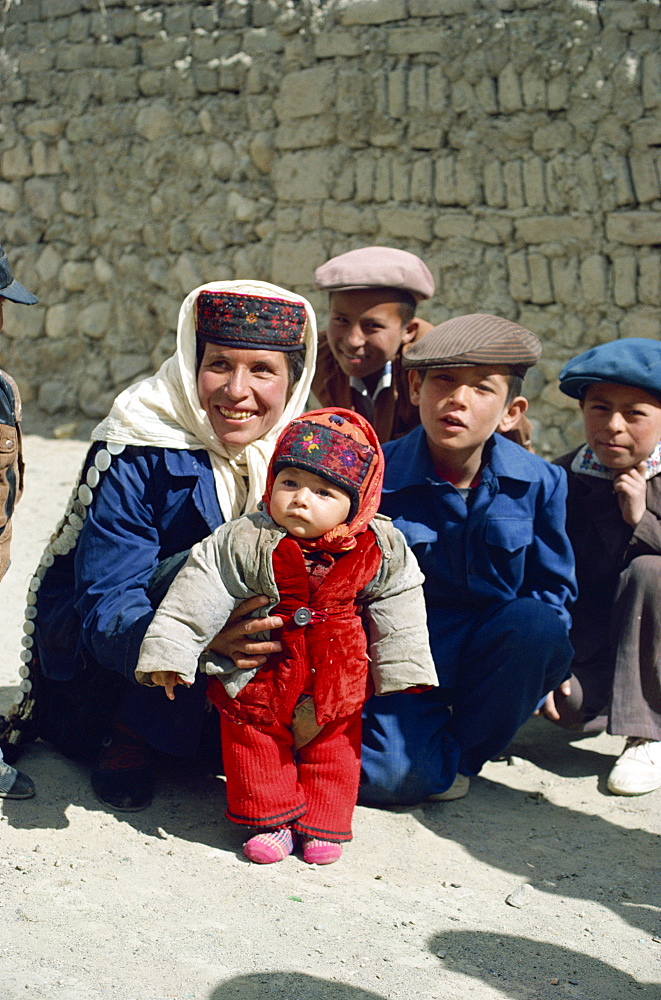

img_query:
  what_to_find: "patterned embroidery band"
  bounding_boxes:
[273,421,375,497]
[571,441,661,480]
[195,291,307,351]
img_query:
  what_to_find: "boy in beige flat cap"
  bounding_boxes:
[312,247,434,443]
[359,313,576,806]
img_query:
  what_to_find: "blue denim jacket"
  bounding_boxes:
[35,445,223,683]
[381,426,576,678]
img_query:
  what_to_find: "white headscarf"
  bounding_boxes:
[92,280,317,522]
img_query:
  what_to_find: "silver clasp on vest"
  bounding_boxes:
[290,607,329,627]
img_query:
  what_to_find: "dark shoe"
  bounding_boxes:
[0,759,35,799]
[91,722,153,812]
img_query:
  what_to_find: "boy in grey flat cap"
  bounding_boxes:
[547,338,661,796]
[0,243,37,800]
[312,246,434,443]
[359,313,576,805]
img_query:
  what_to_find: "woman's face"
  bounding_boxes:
[197,342,291,447]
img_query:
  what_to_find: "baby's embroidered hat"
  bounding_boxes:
[266,408,384,527]
[402,313,542,377]
[194,288,307,352]
[559,338,661,401]
[0,244,38,305]
[314,247,434,302]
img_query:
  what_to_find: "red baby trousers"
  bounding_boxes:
[220,708,362,843]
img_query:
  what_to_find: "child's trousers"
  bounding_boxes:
[221,708,362,843]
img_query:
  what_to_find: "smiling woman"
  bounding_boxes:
[6,280,317,811]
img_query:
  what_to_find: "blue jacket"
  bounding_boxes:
[381,426,576,681]
[35,445,224,682]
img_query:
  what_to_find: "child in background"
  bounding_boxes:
[136,408,437,863]
[548,339,661,796]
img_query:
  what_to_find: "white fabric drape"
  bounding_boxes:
[92,280,317,521]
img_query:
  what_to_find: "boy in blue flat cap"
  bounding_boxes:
[358,313,576,805]
[547,338,661,796]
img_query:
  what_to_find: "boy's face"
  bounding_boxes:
[409,365,516,466]
[270,467,352,539]
[327,289,415,380]
[580,381,661,469]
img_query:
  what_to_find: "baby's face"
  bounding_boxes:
[270,467,352,539]
[580,382,661,469]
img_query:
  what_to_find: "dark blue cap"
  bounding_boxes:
[559,338,661,402]
[0,244,37,305]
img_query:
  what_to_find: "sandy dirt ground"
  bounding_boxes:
[1,425,660,1000]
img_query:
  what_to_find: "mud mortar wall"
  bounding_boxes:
[0,0,659,452]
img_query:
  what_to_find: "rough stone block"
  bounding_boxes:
[387,67,407,119]
[507,251,530,301]
[274,150,337,201]
[77,302,112,339]
[434,156,457,205]
[550,258,579,305]
[411,159,433,203]
[135,102,176,140]
[642,51,661,109]
[338,0,407,25]
[606,212,661,245]
[243,28,285,54]
[1,146,32,180]
[522,66,545,109]
[56,43,98,70]
[392,160,410,202]
[45,304,75,340]
[516,216,593,244]
[32,141,60,175]
[374,158,391,202]
[427,66,448,111]
[272,236,322,285]
[619,310,661,340]
[475,77,498,114]
[451,80,473,114]
[276,118,337,150]
[4,0,41,22]
[97,41,139,69]
[24,178,57,220]
[528,253,553,304]
[249,132,275,174]
[547,74,570,111]
[275,67,336,120]
[433,214,475,239]
[580,254,608,305]
[409,65,427,113]
[639,252,661,306]
[379,207,432,241]
[39,380,72,414]
[19,48,55,73]
[522,157,545,208]
[484,161,505,208]
[110,353,152,385]
[497,65,522,113]
[0,183,19,213]
[314,31,362,59]
[321,202,377,235]
[474,213,512,244]
[388,29,448,55]
[613,255,638,307]
[456,157,481,206]
[629,152,660,203]
[631,118,661,149]
[532,121,574,153]
[355,158,375,203]
[61,261,93,292]
[503,161,524,209]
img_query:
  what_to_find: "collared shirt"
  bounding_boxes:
[381,425,576,676]
[349,362,392,422]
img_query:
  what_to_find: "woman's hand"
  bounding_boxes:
[613,462,647,528]
[207,595,283,670]
[150,671,191,701]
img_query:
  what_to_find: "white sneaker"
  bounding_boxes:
[607,738,661,796]
[427,773,470,802]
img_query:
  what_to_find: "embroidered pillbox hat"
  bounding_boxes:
[313,246,434,302]
[195,288,307,352]
[402,313,542,377]
[559,338,661,402]
[0,244,38,305]
[266,408,384,532]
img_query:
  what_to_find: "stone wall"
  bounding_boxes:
[0,0,659,453]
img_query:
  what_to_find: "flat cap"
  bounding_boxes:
[559,338,661,401]
[0,244,37,305]
[314,246,434,302]
[402,313,542,375]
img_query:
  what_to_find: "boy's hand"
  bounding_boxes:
[150,671,191,701]
[207,595,284,670]
[535,680,572,721]
[613,461,647,527]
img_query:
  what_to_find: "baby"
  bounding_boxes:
[136,408,437,863]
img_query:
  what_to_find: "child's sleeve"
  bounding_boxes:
[524,465,577,629]
[135,528,242,686]
[362,522,438,694]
